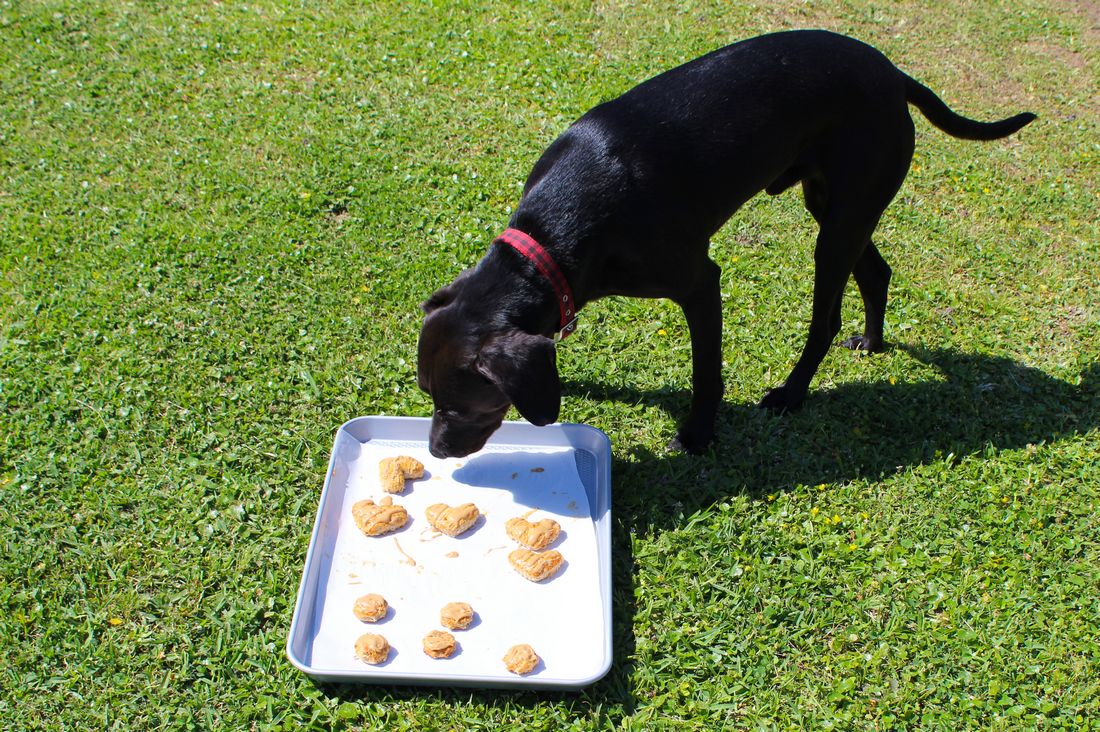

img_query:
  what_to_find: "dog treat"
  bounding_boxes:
[505,516,561,550]
[354,633,390,665]
[352,593,388,623]
[439,601,474,631]
[508,548,564,582]
[425,502,480,537]
[379,456,424,494]
[422,630,457,659]
[503,643,540,675]
[352,498,408,536]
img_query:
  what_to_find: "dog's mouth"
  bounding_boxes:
[428,410,507,459]
[429,437,486,460]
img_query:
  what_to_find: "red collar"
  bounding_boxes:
[495,228,578,340]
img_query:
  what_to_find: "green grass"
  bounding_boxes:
[1,0,1097,729]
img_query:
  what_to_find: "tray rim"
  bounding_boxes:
[285,415,613,690]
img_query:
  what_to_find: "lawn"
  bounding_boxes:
[1,0,1097,729]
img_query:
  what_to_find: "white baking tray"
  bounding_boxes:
[286,416,613,689]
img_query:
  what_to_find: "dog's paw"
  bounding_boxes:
[758,385,805,413]
[669,426,714,455]
[841,334,884,352]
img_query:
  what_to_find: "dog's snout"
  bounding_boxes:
[428,413,499,460]
[427,441,452,460]
[427,417,472,460]
[427,430,479,460]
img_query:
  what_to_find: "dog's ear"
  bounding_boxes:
[421,270,473,314]
[421,284,456,314]
[476,330,560,426]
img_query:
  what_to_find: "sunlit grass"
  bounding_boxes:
[1,1,1096,729]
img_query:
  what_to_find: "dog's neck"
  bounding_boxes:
[493,228,578,340]
[474,238,579,340]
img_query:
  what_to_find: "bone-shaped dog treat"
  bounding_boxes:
[352,497,408,536]
[502,643,540,675]
[378,456,424,494]
[425,502,480,537]
[505,516,561,550]
[508,548,564,582]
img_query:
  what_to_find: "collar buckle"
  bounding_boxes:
[554,315,579,342]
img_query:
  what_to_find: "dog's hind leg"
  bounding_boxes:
[800,177,890,353]
[801,176,846,349]
[670,256,724,453]
[759,218,873,412]
[761,113,914,412]
[841,243,892,352]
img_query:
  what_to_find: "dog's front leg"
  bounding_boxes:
[670,258,724,453]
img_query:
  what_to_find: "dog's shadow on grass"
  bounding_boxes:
[577,345,1098,535]
[310,346,1096,716]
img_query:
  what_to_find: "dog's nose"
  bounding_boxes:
[428,430,462,459]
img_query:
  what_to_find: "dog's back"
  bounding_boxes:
[518,32,907,241]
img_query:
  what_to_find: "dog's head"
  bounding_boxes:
[417,276,560,458]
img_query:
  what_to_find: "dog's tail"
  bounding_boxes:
[904,75,1036,141]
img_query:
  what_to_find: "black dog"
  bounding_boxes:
[417,30,1034,458]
